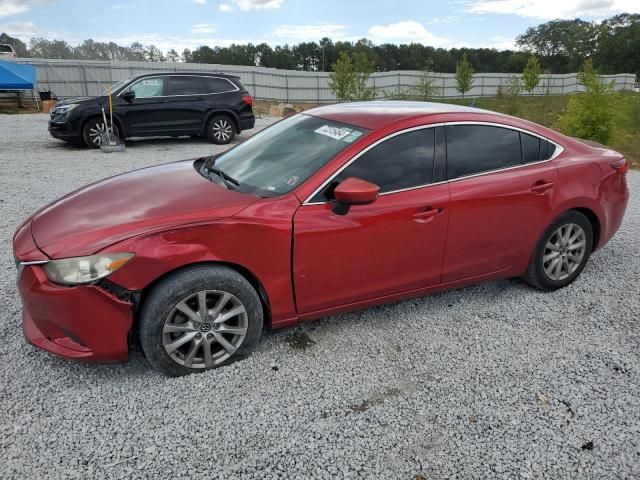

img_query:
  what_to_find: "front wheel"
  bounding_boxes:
[206,115,236,145]
[139,265,263,376]
[82,117,120,149]
[522,210,593,291]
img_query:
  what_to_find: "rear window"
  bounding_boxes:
[0,45,14,53]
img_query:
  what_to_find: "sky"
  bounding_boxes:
[1,0,640,53]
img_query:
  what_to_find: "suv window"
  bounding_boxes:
[521,132,557,163]
[313,128,435,202]
[445,125,521,179]
[129,77,165,98]
[168,76,202,96]
[0,45,14,53]
[201,77,237,94]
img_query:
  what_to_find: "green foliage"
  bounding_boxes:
[328,51,376,101]
[455,53,475,98]
[522,56,541,94]
[556,59,616,144]
[411,65,440,100]
[504,75,523,115]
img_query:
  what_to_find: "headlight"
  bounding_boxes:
[53,103,78,115]
[44,253,134,285]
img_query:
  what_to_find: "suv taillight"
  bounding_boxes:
[610,158,628,174]
[242,95,253,108]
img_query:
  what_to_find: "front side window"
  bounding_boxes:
[312,128,435,202]
[202,114,368,197]
[128,77,165,98]
[168,76,202,96]
[445,125,521,179]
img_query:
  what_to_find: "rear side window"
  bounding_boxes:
[521,133,540,163]
[317,128,435,201]
[168,76,202,95]
[201,77,237,94]
[0,45,14,52]
[445,125,521,179]
[521,133,557,163]
[541,139,556,160]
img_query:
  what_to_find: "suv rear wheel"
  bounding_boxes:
[206,115,236,145]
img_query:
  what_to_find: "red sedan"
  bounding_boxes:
[13,102,629,376]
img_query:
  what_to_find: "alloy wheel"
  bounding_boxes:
[211,119,233,142]
[162,290,248,369]
[88,122,118,146]
[542,223,587,281]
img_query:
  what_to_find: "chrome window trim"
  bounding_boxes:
[302,120,565,205]
[117,74,239,98]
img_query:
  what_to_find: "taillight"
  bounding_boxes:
[610,158,628,174]
[242,95,253,108]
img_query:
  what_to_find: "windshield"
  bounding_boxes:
[100,76,134,96]
[205,114,368,197]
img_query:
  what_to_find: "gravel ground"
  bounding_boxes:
[1,113,639,480]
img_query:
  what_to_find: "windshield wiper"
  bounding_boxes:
[207,167,240,190]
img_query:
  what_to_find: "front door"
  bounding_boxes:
[118,76,169,135]
[293,127,451,314]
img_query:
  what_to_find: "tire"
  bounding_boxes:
[139,265,263,377]
[82,117,120,149]
[206,115,236,145]
[522,210,593,291]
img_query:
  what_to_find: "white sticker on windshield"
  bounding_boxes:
[342,131,363,143]
[314,125,353,140]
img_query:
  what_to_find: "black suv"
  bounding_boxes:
[48,72,255,148]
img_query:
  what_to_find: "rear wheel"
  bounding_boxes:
[82,117,120,148]
[139,265,263,376]
[522,210,593,291]
[206,115,235,145]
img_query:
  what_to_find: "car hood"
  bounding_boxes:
[32,160,257,258]
[54,96,99,107]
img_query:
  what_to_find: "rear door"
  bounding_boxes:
[441,124,560,282]
[163,75,210,134]
[293,127,451,314]
[118,76,168,135]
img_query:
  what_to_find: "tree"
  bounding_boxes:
[522,56,541,94]
[352,52,376,100]
[329,51,356,101]
[329,51,375,101]
[166,49,180,63]
[557,59,615,144]
[516,19,599,73]
[411,63,440,100]
[455,53,474,98]
[0,33,28,57]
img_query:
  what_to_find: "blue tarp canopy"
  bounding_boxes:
[0,61,36,90]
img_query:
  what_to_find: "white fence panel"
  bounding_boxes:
[13,58,637,102]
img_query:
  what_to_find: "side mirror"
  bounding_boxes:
[333,177,380,205]
[123,90,135,102]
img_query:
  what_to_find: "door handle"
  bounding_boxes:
[531,181,554,194]
[412,207,444,221]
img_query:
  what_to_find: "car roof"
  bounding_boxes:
[306,100,504,130]
[131,72,240,80]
